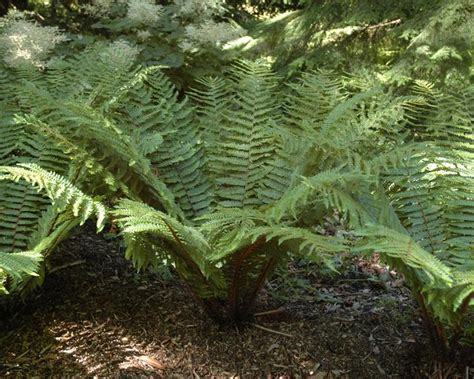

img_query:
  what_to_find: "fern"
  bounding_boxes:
[0,49,143,295]
[110,63,401,321]
[0,251,42,295]
[0,163,107,230]
[6,46,466,327]
[5,58,417,320]
[356,83,474,351]
[0,163,108,293]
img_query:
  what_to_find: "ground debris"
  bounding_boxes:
[0,225,470,377]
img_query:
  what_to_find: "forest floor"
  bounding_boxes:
[0,225,472,378]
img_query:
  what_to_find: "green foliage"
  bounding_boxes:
[0,42,158,296]
[1,52,398,319]
[0,1,472,336]
[0,64,68,295]
[227,0,303,18]
[110,61,375,320]
[0,163,107,229]
[356,83,474,350]
[109,61,444,321]
[242,0,473,85]
[0,251,42,295]
[0,161,107,295]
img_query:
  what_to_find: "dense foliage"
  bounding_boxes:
[357,82,474,352]
[0,0,472,355]
[244,0,473,86]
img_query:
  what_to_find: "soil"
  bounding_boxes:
[0,225,472,378]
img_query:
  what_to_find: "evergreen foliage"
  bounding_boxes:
[243,0,473,85]
[110,61,383,321]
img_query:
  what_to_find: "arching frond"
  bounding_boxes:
[0,163,107,230]
[0,251,42,295]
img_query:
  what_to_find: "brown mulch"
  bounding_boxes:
[0,226,472,378]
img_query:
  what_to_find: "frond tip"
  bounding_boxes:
[0,163,107,230]
[0,250,43,295]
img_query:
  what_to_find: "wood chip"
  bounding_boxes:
[138,355,164,370]
[252,323,294,338]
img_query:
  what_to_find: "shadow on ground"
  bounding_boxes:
[0,225,471,377]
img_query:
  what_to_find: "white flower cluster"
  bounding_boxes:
[0,18,68,68]
[84,0,162,25]
[180,20,246,51]
[99,40,141,67]
[136,29,152,41]
[126,0,163,26]
[174,0,225,20]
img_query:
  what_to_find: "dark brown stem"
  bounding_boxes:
[415,290,448,358]
[160,222,226,320]
[457,292,474,318]
[239,255,278,319]
[163,221,210,286]
[159,237,225,322]
[228,238,265,320]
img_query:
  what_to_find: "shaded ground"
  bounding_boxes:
[0,225,472,378]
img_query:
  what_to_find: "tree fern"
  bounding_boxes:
[4,59,415,320]
[6,46,468,328]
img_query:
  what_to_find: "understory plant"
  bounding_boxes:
[356,82,474,353]
[0,37,417,320]
[76,0,247,86]
[0,62,106,296]
[2,18,471,328]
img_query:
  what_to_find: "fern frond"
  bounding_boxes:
[284,69,347,134]
[0,163,107,230]
[14,83,180,217]
[113,199,225,297]
[357,226,453,284]
[212,60,289,208]
[189,76,230,146]
[110,69,212,219]
[46,42,140,106]
[249,226,346,268]
[270,170,373,226]
[0,104,70,253]
[0,250,42,295]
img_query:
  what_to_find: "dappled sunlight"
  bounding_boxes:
[1,228,435,377]
[0,1,472,377]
